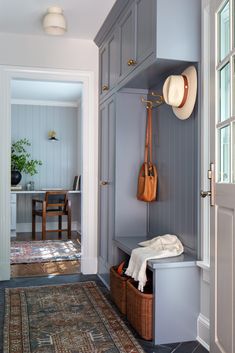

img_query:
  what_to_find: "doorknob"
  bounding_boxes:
[100,180,109,186]
[200,162,215,206]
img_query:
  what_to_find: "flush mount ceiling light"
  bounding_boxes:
[43,6,67,35]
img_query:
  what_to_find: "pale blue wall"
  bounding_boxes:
[11,104,81,226]
[11,104,79,190]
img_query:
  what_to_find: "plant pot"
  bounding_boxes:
[11,170,22,186]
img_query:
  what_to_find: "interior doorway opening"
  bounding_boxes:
[0,66,98,281]
[10,78,83,278]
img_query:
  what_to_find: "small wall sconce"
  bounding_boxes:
[48,130,59,141]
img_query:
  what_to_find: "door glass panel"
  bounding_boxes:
[219,63,230,122]
[219,1,230,61]
[218,126,230,182]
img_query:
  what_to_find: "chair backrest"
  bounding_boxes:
[45,191,68,209]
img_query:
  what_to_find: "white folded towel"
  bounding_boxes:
[125,234,184,292]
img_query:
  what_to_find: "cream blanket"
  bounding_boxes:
[125,234,184,292]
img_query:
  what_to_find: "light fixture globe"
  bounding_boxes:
[43,6,67,35]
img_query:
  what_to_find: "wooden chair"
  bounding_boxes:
[32,191,72,240]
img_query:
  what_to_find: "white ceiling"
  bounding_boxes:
[11,79,83,103]
[0,0,116,39]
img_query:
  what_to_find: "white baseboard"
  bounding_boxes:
[197,313,210,351]
[81,256,98,274]
[0,262,10,281]
[16,221,80,233]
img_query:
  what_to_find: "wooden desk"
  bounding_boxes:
[11,190,81,236]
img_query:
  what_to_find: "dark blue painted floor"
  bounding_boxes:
[0,274,209,353]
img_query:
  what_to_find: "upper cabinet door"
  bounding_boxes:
[119,5,136,79]
[136,0,155,64]
[100,44,109,97]
[108,29,120,90]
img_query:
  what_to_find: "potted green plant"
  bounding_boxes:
[11,138,42,186]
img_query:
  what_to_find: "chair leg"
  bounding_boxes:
[32,213,36,240]
[58,215,62,239]
[67,210,71,240]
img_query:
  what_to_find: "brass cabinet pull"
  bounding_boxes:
[100,180,109,186]
[102,85,109,91]
[127,59,137,66]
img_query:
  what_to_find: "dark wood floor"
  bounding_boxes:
[0,274,208,353]
[11,231,81,278]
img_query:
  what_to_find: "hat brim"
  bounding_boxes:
[172,66,197,120]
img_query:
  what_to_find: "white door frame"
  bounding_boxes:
[0,65,98,280]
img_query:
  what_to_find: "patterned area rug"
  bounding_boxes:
[4,282,145,353]
[11,240,81,264]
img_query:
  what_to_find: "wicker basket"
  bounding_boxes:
[110,266,129,315]
[126,280,153,340]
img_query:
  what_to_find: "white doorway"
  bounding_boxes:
[0,66,98,280]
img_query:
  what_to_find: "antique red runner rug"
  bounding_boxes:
[4,282,145,353]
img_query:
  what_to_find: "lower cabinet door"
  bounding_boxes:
[99,96,116,274]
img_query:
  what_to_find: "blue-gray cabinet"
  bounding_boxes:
[98,95,116,280]
[135,0,155,65]
[119,4,136,80]
[95,0,200,99]
[95,0,201,344]
[99,29,119,98]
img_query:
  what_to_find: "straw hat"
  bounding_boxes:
[162,66,197,120]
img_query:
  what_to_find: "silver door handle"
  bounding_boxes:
[200,191,211,198]
[100,180,109,186]
[200,163,215,206]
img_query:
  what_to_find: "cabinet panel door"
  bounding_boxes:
[99,97,116,268]
[100,45,109,96]
[119,6,135,79]
[136,0,155,63]
[107,98,115,265]
[99,104,109,263]
[108,30,120,89]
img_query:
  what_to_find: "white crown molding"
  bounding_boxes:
[11,98,78,108]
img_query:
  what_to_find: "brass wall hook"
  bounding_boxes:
[141,97,153,109]
[141,92,164,109]
[151,92,164,106]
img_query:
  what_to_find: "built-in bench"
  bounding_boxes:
[114,236,200,345]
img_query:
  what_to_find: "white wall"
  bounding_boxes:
[0,32,98,122]
[0,32,98,278]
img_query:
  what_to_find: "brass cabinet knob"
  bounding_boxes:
[102,85,109,91]
[127,59,137,66]
[100,180,109,186]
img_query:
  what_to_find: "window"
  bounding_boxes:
[216,0,235,183]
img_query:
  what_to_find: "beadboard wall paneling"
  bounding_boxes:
[12,104,81,224]
[149,103,198,255]
[11,104,80,190]
[115,91,148,236]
